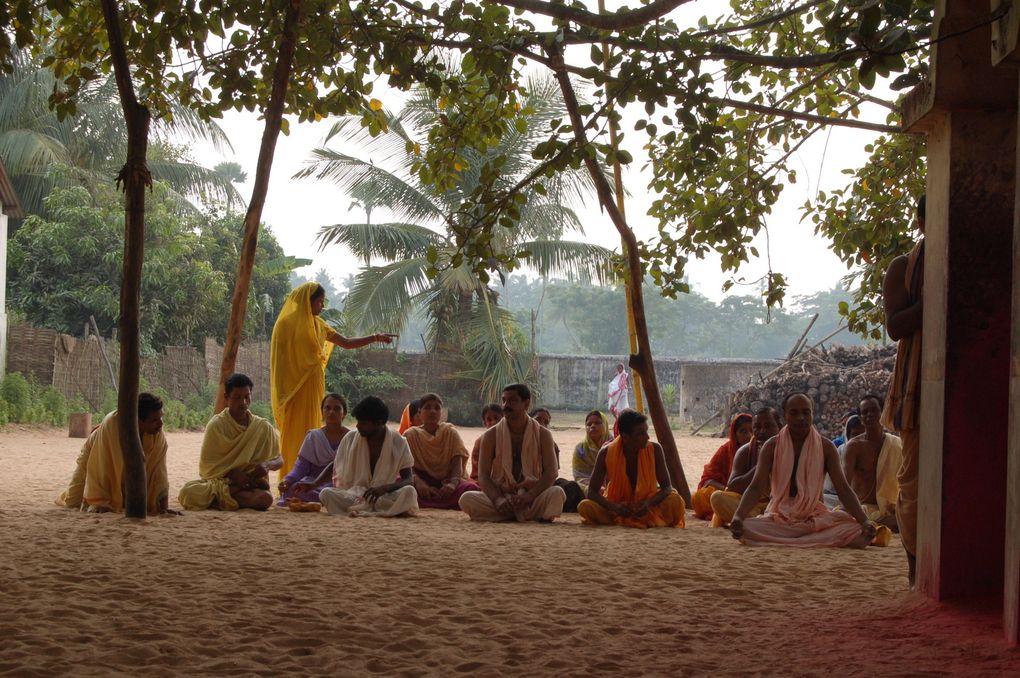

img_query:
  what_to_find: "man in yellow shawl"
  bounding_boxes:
[459,383,565,522]
[577,409,685,528]
[55,393,174,514]
[882,194,924,585]
[842,394,902,530]
[178,374,282,511]
[270,282,393,479]
[404,392,479,509]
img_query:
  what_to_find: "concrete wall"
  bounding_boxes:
[534,354,778,426]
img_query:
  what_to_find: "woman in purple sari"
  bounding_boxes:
[277,393,350,506]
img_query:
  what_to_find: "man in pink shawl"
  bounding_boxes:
[730,392,878,548]
[459,383,565,522]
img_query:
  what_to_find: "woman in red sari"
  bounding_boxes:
[691,413,752,520]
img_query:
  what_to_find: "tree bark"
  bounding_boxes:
[100,0,152,519]
[548,46,692,506]
[214,0,303,412]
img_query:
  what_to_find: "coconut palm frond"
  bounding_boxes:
[514,239,618,285]
[456,300,534,401]
[516,201,583,240]
[147,160,245,209]
[295,148,442,225]
[342,258,433,332]
[156,102,234,154]
[315,221,444,262]
[321,113,416,164]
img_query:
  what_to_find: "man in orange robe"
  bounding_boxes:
[577,409,685,528]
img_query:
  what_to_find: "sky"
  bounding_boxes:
[190,2,888,306]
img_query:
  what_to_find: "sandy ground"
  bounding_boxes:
[2,423,1019,676]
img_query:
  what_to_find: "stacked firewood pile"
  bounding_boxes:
[728,344,897,438]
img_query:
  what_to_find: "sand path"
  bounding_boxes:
[1,425,1017,676]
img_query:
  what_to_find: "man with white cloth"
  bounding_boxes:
[319,396,418,517]
[731,392,879,548]
[459,383,565,522]
[842,394,902,531]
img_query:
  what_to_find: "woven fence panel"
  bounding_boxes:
[141,345,207,400]
[7,323,58,383]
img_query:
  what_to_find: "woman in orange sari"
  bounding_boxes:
[691,412,753,520]
[270,282,392,478]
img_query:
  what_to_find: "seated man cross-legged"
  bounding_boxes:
[404,392,479,509]
[459,383,565,522]
[56,392,175,515]
[731,393,879,548]
[317,396,418,517]
[709,407,781,527]
[178,373,282,511]
[578,409,685,528]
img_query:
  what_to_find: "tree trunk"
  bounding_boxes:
[549,47,692,506]
[214,0,303,412]
[100,0,152,518]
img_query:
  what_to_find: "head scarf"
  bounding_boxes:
[270,282,335,424]
[573,410,610,479]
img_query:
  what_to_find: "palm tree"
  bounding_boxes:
[0,48,242,219]
[296,74,617,399]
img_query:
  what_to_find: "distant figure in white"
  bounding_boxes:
[607,363,630,417]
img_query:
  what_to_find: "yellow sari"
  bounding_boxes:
[270,283,335,477]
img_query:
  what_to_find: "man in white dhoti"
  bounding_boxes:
[607,362,629,417]
[459,383,565,522]
[319,396,418,517]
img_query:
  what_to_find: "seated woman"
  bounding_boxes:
[572,410,610,491]
[398,399,423,435]
[469,403,503,481]
[692,413,752,520]
[277,393,351,507]
[404,393,480,509]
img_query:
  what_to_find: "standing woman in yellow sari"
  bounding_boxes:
[270,282,393,477]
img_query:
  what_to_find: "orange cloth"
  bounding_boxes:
[695,413,751,519]
[398,404,413,435]
[882,239,923,433]
[270,283,335,477]
[692,486,719,520]
[584,437,684,528]
[404,422,468,480]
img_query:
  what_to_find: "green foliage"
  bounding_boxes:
[802,133,926,337]
[0,49,240,219]
[0,372,76,426]
[325,348,406,407]
[6,182,293,349]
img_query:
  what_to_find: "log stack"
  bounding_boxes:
[728,344,897,438]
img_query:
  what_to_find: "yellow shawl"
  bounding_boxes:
[82,411,169,514]
[603,437,682,528]
[197,409,280,480]
[405,422,468,480]
[882,239,923,432]
[491,416,543,492]
[875,433,903,516]
[270,282,335,473]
